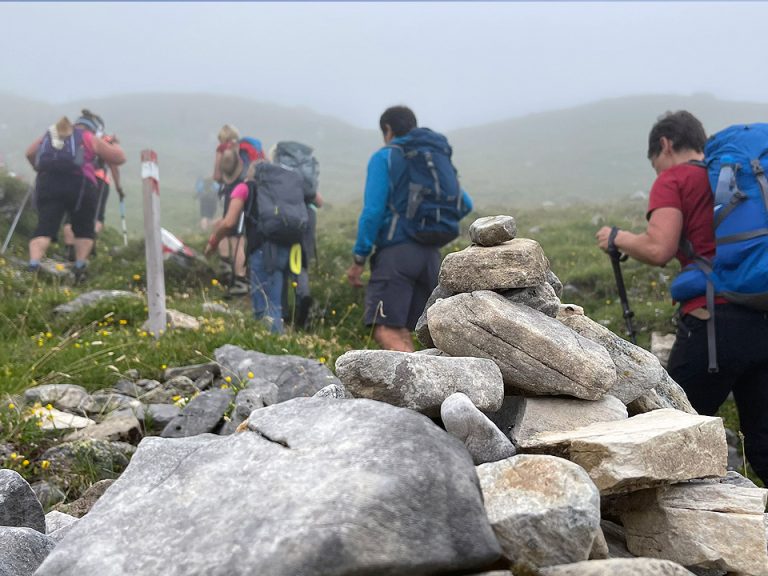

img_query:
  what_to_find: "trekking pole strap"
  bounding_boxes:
[607,226,628,262]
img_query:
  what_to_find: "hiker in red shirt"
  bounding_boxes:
[597,111,768,484]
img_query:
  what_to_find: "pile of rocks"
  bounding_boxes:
[3,216,766,575]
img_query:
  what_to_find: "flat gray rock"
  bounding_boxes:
[335,350,504,416]
[53,290,141,315]
[161,389,233,438]
[0,470,45,533]
[439,239,549,293]
[40,440,135,491]
[79,391,142,416]
[36,398,501,575]
[0,526,56,576]
[312,383,350,399]
[23,384,89,412]
[429,291,616,399]
[164,362,221,381]
[44,510,77,535]
[441,393,515,464]
[65,412,141,443]
[478,454,601,568]
[469,215,517,246]
[215,344,340,402]
[138,403,181,434]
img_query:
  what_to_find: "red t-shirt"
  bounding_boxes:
[647,162,725,314]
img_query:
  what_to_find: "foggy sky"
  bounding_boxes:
[2,2,767,130]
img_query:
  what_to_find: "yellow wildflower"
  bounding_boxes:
[172,395,181,402]
[45,331,53,339]
[46,404,53,411]
[40,460,50,470]
[21,460,29,467]
[220,384,229,390]
[10,453,17,460]
[211,278,219,286]
[132,274,141,281]
[318,357,327,364]
[119,319,127,325]
[161,364,167,370]
[7,403,14,410]
[247,371,254,379]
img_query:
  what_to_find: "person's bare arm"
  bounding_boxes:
[204,196,245,255]
[91,137,126,166]
[25,137,42,168]
[596,207,682,266]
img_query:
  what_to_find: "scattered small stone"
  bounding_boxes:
[53,290,141,315]
[161,388,234,438]
[440,392,515,464]
[164,362,221,382]
[312,384,349,399]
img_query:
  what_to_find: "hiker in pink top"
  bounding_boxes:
[25,113,125,282]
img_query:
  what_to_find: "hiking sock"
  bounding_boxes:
[73,261,88,284]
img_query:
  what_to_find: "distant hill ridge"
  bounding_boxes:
[1,91,767,231]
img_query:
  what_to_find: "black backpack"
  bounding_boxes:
[245,163,309,248]
[35,128,85,175]
[273,141,319,203]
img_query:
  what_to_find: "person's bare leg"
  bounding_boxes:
[234,237,247,278]
[62,224,75,247]
[29,236,51,262]
[94,221,104,235]
[74,238,94,263]
[374,325,414,352]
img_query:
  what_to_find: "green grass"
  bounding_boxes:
[0,168,759,485]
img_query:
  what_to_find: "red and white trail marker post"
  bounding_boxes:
[141,150,166,339]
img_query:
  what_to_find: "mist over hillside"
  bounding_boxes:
[1,91,767,232]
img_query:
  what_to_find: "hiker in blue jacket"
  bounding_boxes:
[347,106,472,351]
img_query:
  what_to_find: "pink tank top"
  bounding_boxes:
[80,130,97,185]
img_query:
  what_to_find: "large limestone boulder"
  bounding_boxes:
[0,469,45,533]
[441,392,516,464]
[627,372,696,415]
[36,398,501,575]
[540,558,695,575]
[521,409,727,494]
[560,314,665,404]
[615,479,768,575]
[215,344,340,402]
[439,239,549,293]
[489,395,627,449]
[428,291,616,399]
[477,454,601,568]
[500,282,561,318]
[335,350,504,416]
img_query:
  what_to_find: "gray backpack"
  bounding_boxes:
[273,141,319,203]
[245,163,309,248]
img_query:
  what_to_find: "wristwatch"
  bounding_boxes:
[353,254,366,266]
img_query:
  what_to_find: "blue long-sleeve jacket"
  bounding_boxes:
[353,138,473,258]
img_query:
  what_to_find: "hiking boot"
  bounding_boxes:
[27,263,40,273]
[72,265,88,285]
[295,295,314,329]
[227,277,250,297]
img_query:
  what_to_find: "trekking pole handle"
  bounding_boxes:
[607,226,628,262]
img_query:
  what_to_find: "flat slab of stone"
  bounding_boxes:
[469,215,517,246]
[478,454,600,568]
[0,526,56,576]
[439,239,549,293]
[23,384,89,412]
[335,350,504,416]
[36,398,501,575]
[215,344,340,402]
[498,395,627,449]
[540,558,696,576]
[64,412,141,443]
[31,406,95,431]
[429,291,616,400]
[0,469,45,533]
[560,314,665,404]
[521,409,727,494]
[164,362,221,381]
[441,393,515,464]
[615,479,768,575]
[53,290,141,315]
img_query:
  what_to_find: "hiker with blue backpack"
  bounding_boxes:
[205,150,309,334]
[347,106,473,351]
[597,111,768,484]
[24,115,125,282]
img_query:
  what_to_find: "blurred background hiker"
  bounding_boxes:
[62,110,123,261]
[195,176,220,231]
[24,114,125,283]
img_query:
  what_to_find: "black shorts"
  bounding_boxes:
[33,173,98,240]
[363,242,441,330]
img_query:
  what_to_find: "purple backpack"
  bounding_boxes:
[35,128,85,175]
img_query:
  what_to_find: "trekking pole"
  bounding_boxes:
[119,192,128,246]
[1,183,33,255]
[607,226,637,344]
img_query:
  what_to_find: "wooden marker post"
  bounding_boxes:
[141,150,166,339]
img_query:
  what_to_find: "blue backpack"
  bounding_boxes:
[386,128,469,247]
[34,128,85,175]
[670,124,768,310]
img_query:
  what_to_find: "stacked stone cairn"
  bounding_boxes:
[3,216,767,575]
